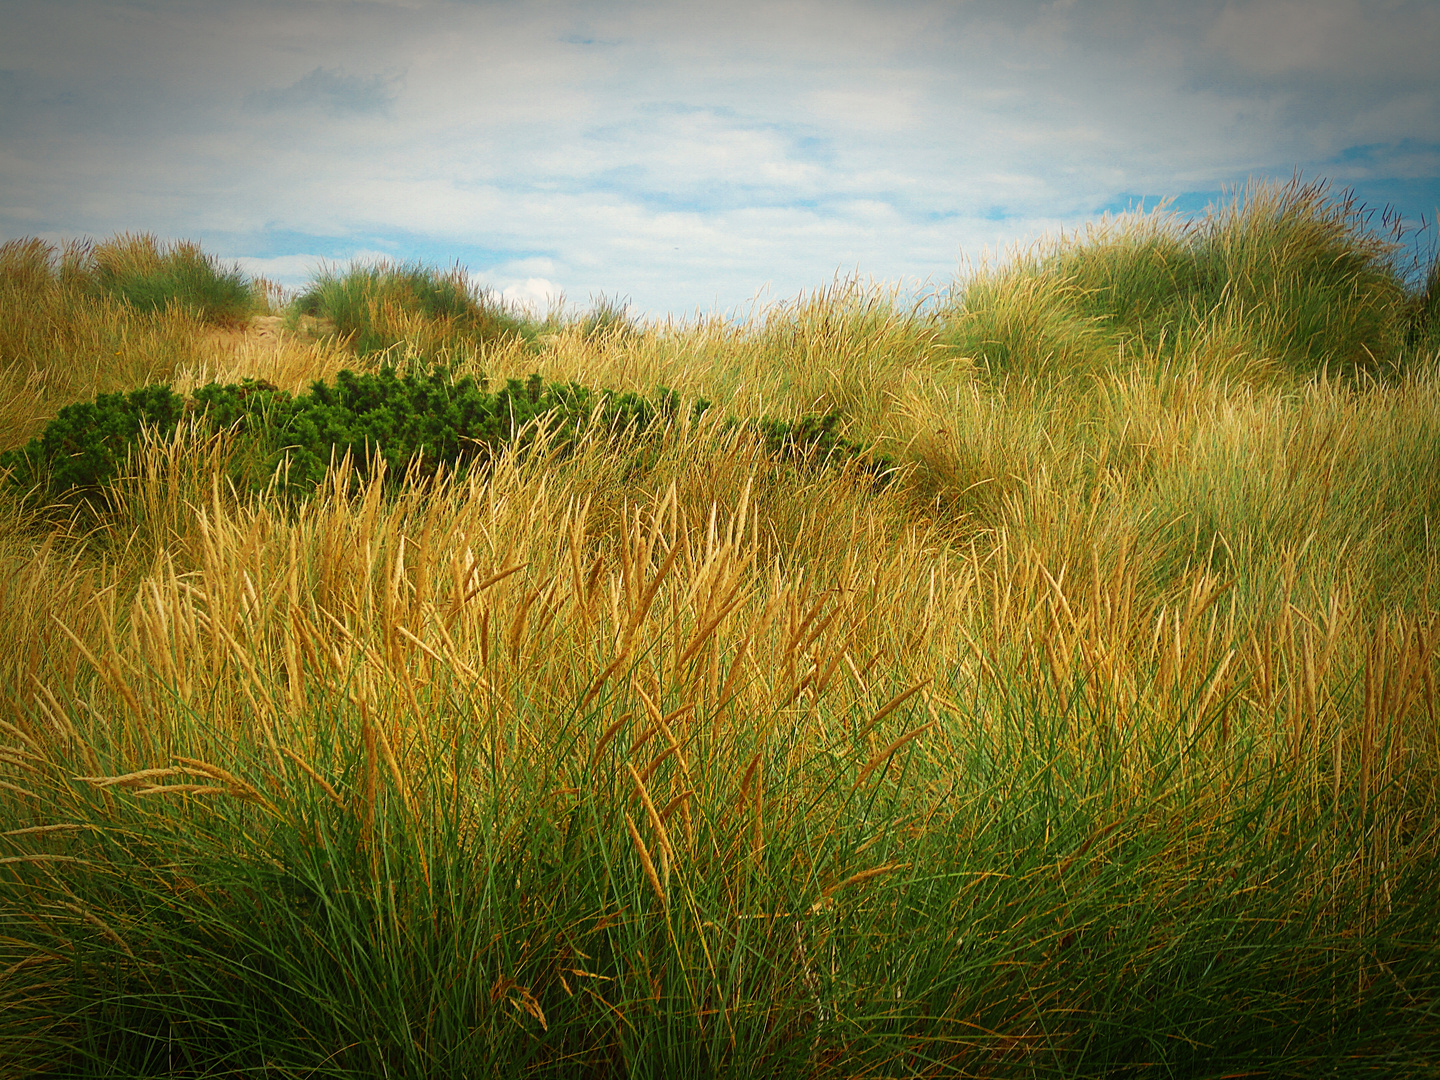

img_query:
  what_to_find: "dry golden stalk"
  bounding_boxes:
[280,747,344,807]
[714,594,784,719]
[737,751,761,806]
[634,685,663,727]
[853,721,938,791]
[447,562,527,632]
[60,901,135,958]
[0,854,92,867]
[817,861,910,906]
[167,757,279,814]
[659,789,694,823]
[639,743,678,786]
[50,615,147,734]
[625,811,667,905]
[1,824,94,838]
[856,679,932,742]
[582,653,629,710]
[0,720,41,756]
[74,766,195,788]
[395,624,445,667]
[627,762,673,861]
[591,711,634,766]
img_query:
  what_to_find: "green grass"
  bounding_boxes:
[89,233,258,327]
[941,178,1415,381]
[0,238,210,452]
[8,677,1433,1077]
[294,260,542,360]
[2,180,1439,1077]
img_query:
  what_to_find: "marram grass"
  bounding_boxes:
[1,181,1439,1077]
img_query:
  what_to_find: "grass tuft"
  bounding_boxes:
[943,177,1413,381]
[294,260,540,361]
[89,233,257,327]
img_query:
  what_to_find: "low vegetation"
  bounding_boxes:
[1,178,1438,1077]
[293,260,539,360]
[1,367,879,515]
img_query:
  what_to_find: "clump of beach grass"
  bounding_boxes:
[293,260,543,362]
[0,235,307,453]
[1,180,1438,1076]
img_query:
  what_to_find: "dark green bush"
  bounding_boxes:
[1,368,888,507]
[756,409,891,477]
[0,385,189,498]
[265,368,667,490]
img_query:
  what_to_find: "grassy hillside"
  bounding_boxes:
[1,179,1438,1077]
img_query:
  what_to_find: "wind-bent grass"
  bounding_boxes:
[88,233,258,327]
[294,260,542,360]
[0,236,308,452]
[0,238,206,452]
[943,178,1414,381]
[2,181,1439,1076]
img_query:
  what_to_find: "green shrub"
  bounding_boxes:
[0,384,189,498]
[756,409,888,473]
[1,368,887,507]
[266,369,665,490]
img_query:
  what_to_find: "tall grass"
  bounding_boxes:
[0,235,330,453]
[294,261,541,361]
[0,238,205,452]
[943,178,1413,381]
[89,233,257,327]
[1,180,1438,1076]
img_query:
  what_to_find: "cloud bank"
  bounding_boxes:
[1,0,1436,315]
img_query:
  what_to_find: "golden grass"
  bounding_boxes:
[2,245,1436,838]
[1,197,1437,1071]
[3,408,1433,859]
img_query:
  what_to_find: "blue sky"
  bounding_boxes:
[1,0,1437,317]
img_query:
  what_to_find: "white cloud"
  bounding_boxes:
[230,255,328,289]
[499,277,561,314]
[0,0,1435,316]
[805,80,927,133]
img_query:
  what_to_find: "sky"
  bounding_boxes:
[1,0,1437,318]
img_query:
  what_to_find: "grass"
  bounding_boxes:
[293,260,543,361]
[89,233,258,328]
[943,178,1414,381]
[1,180,1439,1077]
[0,234,327,454]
